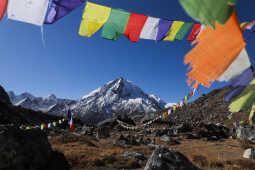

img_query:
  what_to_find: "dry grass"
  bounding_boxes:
[49,131,255,170]
[239,138,253,150]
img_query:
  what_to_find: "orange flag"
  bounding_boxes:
[184,13,246,87]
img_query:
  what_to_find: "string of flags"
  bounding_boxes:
[23,109,74,132]
[0,1,253,41]
[78,2,255,43]
[117,87,198,130]
[23,118,66,130]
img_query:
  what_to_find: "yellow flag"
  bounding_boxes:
[79,2,111,37]
[164,21,184,41]
[173,106,177,111]
[240,22,248,28]
[53,122,56,127]
[41,124,44,130]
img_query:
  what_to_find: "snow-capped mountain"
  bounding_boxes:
[165,103,176,108]
[8,91,76,116]
[71,77,167,124]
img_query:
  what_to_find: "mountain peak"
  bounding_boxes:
[73,78,166,124]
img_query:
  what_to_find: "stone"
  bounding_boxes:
[236,125,255,141]
[160,135,170,142]
[81,125,95,135]
[96,127,110,138]
[243,148,255,159]
[144,146,201,170]
[123,152,147,161]
[0,126,69,170]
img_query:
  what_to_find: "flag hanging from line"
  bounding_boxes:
[67,109,74,132]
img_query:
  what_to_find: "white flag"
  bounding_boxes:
[140,17,160,40]
[7,0,49,26]
[218,48,251,82]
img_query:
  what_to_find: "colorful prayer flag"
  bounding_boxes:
[224,67,254,102]
[7,0,49,26]
[124,13,148,42]
[156,19,173,41]
[0,0,8,20]
[45,0,85,24]
[179,0,237,28]
[218,48,251,82]
[164,21,184,41]
[184,13,246,87]
[229,78,255,112]
[101,8,130,40]
[79,2,111,37]
[187,24,201,41]
[175,22,193,40]
[67,109,74,132]
[140,17,160,40]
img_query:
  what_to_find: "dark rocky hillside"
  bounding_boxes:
[0,85,11,104]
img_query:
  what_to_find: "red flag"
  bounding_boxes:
[0,0,8,20]
[124,13,148,42]
[187,24,201,41]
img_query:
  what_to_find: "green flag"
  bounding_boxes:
[179,0,237,28]
[101,8,130,40]
[175,22,193,40]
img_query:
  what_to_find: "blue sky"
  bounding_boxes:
[0,0,255,103]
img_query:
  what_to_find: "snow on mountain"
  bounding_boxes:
[71,77,167,124]
[165,103,176,108]
[8,91,76,116]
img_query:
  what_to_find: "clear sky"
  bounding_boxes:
[0,0,255,103]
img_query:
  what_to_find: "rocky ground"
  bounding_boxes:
[46,122,255,170]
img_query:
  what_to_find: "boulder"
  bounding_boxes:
[144,146,201,170]
[0,126,69,170]
[236,125,255,141]
[81,125,95,135]
[195,123,230,140]
[123,152,147,161]
[160,135,170,142]
[243,148,255,159]
[96,127,110,138]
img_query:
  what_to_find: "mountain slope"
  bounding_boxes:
[71,78,167,124]
[8,91,76,116]
[0,86,60,125]
[0,85,11,104]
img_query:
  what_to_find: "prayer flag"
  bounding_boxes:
[0,0,8,20]
[164,21,184,41]
[175,22,193,40]
[179,0,237,28]
[101,8,130,40]
[79,2,111,37]
[7,0,49,26]
[140,17,160,40]
[124,13,148,42]
[218,48,251,82]
[45,0,85,24]
[184,13,246,87]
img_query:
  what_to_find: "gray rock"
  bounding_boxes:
[123,152,147,161]
[144,146,201,170]
[0,127,69,170]
[148,144,160,149]
[243,148,255,159]
[160,135,170,142]
[236,125,255,141]
[96,127,110,138]
[81,125,95,135]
